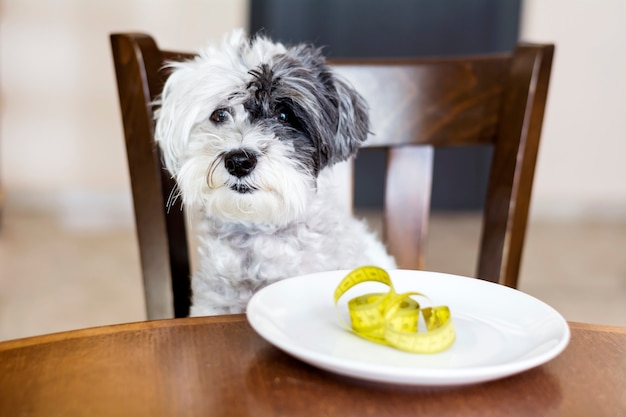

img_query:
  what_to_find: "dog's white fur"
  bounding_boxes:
[155,30,396,316]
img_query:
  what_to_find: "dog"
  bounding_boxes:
[154,30,396,316]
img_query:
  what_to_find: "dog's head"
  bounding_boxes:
[155,30,369,225]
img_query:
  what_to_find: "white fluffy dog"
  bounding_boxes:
[155,30,396,316]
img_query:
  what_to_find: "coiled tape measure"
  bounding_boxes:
[334,266,455,354]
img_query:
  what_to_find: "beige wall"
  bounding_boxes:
[2,0,624,227]
[521,0,626,220]
[0,0,248,227]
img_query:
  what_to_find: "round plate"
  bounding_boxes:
[246,269,570,386]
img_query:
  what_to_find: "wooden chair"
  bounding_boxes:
[110,32,554,320]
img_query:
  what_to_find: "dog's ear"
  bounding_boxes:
[329,75,370,163]
[153,62,200,177]
[284,45,370,168]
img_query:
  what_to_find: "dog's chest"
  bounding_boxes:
[201,219,351,280]
[231,225,325,266]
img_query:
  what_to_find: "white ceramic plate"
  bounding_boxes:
[246,269,570,386]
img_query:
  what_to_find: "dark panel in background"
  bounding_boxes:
[249,0,521,210]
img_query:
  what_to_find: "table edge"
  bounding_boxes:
[1,318,623,352]
[0,313,247,351]
[567,321,626,334]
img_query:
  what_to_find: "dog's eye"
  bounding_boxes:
[275,106,293,124]
[273,106,303,131]
[276,111,288,123]
[210,108,231,124]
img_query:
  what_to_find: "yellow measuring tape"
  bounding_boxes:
[334,266,455,353]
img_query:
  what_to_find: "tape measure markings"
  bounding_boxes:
[334,266,455,354]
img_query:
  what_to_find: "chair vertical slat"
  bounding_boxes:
[384,146,434,270]
[111,34,191,318]
[478,44,554,287]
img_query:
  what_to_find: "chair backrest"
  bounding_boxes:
[111,33,553,319]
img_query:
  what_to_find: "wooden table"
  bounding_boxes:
[1,315,624,416]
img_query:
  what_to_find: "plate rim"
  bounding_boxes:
[246,269,571,386]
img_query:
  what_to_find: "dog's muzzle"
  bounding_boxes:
[224,149,257,193]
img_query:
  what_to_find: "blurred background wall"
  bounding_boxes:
[521,0,626,220]
[1,0,624,226]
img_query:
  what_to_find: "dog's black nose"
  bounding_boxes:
[224,150,257,178]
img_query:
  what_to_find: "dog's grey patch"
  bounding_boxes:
[241,44,370,176]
